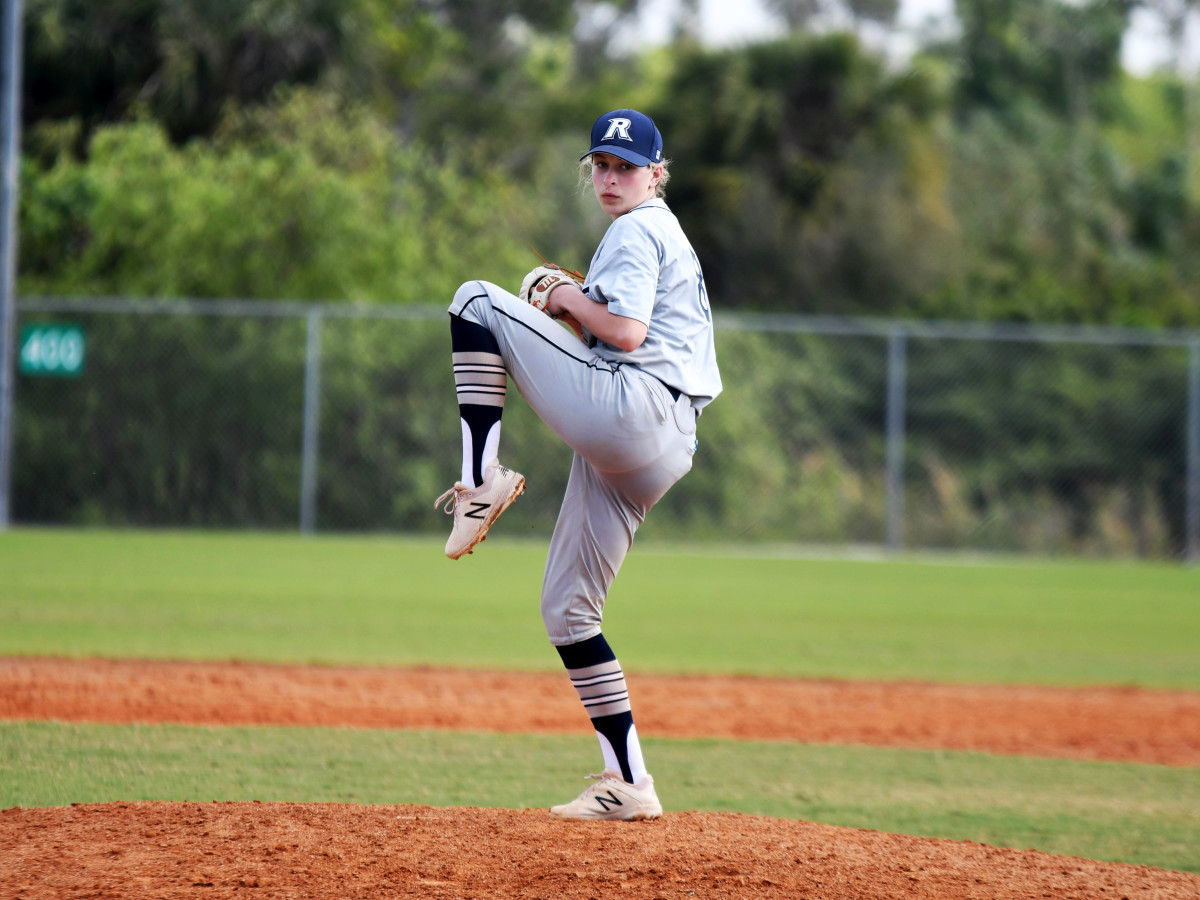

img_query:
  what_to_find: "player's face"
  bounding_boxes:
[591,152,661,218]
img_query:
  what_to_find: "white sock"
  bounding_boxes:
[460,420,501,488]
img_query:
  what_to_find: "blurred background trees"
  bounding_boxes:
[13,0,1200,324]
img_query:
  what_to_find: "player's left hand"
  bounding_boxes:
[520,252,587,341]
[518,266,574,313]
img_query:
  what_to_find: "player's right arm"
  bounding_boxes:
[547,282,648,352]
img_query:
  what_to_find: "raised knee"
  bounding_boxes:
[450,281,476,313]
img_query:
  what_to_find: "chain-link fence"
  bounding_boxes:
[9,296,1200,561]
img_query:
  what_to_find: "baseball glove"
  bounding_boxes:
[519,265,575,313]
[520,250,587,341]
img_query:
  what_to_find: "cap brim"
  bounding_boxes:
[581,145,655,167]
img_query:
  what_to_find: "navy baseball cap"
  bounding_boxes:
[582,109,664,167]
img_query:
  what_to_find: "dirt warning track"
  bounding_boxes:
[3,655,1200,765]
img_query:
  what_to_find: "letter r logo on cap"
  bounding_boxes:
[603,118,633,141]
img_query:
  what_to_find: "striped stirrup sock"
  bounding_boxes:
[450,315,505,488]
[568,658,632,719]
[557,634,647,785]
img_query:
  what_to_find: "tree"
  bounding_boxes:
[20,0,640,161]
[18,89,540,302]
[1138,0,1200,258]
[952,0,1132,121]
[650,35,951,313]
[22,0,372,153]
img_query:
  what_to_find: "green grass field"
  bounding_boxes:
[4,528,1198,685]
[2,528,1199,872]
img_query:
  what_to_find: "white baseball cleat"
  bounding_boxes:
[549,770,663,821]
[434,461,525,559]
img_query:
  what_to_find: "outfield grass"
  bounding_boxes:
[4,721,1197,874]
[3,528,1199,687]
[3,527,1199,873]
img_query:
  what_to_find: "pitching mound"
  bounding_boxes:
[5,802,1199,899]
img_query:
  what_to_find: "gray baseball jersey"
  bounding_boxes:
[448,199,721,646]
[584,199,722,410]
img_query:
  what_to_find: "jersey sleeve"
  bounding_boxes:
[584,217,662,326]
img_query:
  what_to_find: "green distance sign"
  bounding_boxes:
[19,323,86,377]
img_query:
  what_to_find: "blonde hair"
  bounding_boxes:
[579,155,672,199]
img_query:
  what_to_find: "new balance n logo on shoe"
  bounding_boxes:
[465,502,490,520]
[594,791,623,813]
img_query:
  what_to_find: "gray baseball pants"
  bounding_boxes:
[450,280,698,646]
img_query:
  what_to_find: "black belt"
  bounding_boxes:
[632,364,682,402]
[649,373,682,401]
[660,378,699,416]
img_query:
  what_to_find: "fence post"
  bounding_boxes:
[886,327,907,553]
[1187,339,1200,564]
[299,308,323,535]
[0,0,24,531]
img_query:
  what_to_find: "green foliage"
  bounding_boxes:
[649,36,956,313]
[953,0,1131,121]
[924,95,1198,325]
[900,338,1190,554]
[11,311,1194,557]
[11,1,1200,560]
[644,330,888,543]
[19,90,538,301]
[23,0,373,150]
[14,313,310,526]
[17,0,1200,326]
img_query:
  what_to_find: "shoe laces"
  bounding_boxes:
[434,484,466,514]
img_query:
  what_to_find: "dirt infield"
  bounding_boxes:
[4,656,1200,899]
